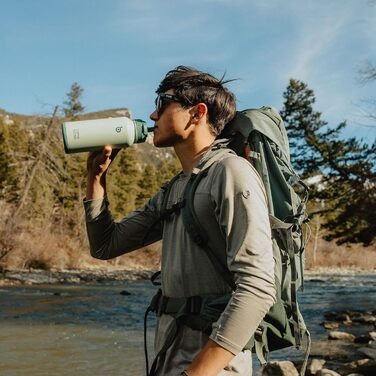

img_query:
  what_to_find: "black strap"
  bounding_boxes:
[145,290,206,376]
[148,318,181,376]
[150,271,161,286]
[144,289,162,376]
[142,173,184,246]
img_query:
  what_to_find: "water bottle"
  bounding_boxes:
[61,117,152,154]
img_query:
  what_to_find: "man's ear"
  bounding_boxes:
[191,103,208,121]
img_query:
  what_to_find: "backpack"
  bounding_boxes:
[144,106,311,376]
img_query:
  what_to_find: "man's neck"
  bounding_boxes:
[174,136,215,173]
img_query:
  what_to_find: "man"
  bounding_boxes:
[84,66,276,375]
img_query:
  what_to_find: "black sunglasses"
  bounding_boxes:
[155,93,182,114]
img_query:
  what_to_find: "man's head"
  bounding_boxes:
[155,66,237,136]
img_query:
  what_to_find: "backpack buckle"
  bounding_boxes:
[157,295,169,317]
[186,296,202,315]
[255,326,264,342]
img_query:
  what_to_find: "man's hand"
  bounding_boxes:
[186,339,235,376]
[86,146,120,200]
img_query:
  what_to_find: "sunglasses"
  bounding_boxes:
[155,93,182,115]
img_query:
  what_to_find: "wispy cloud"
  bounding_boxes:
[284,5,350,81]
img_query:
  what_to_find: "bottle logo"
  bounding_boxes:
[115,126,123,133]
[73,128,80,140]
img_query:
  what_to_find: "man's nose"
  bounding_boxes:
[150,110,159,121]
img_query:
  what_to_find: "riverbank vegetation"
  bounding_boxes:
[0,80,375,274]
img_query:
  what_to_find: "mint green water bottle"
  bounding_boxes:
[61,117,151,154]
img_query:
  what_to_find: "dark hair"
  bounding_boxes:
[156,66,237,136]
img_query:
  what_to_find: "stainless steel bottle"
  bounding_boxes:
[61,117,150,153]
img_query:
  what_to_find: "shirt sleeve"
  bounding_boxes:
[83,189,164,260]
[208,156,276,354]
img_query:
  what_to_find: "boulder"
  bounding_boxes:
[369,341,376,349]
[369,331,376,341]
[262,361,299,376]
[328,331,355,341]
[352,314,376,325]
[326,312,351,323]
[358,347,376,360]
[307,358,326,375]
[354,334,373,344]
[339,358,376,376]
[321,322,340,330]
[315,369,341,376]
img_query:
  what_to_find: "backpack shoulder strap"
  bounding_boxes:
[181,147,237,290]
[142,173,183,246]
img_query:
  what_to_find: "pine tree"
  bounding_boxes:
[0,119,22,202]
[107,146,142,218]
[135,164,159,208]
[63,82,85,119]
[281,78,376,245]
[0,126,10,193]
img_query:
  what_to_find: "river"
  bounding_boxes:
[0,272,375,375]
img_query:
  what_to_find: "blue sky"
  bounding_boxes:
[1,0,376,140]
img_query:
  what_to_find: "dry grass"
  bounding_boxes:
[2,227,161,272]
[305,237,376,271]
[1,224,375,272]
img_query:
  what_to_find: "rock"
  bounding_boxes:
[324,312,351,322]
[321,322,339,330]
[368,331,376,341]
[307,358,326,375]
[328,331,355,341]
[358,347,376,360]
[262,361,299,376]
[339,358,376,376]
[119,290,131,296]
[315,369,341,376]
[352,314,376,325]
[354,334,373,344]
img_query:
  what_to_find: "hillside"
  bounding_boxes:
[0,107,179,272]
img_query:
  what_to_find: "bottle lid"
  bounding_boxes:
[133,119,149,143]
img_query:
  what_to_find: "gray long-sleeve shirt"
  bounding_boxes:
[84,149,276,375]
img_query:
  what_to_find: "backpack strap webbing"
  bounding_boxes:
[182,147,237,291]
[142,173,184,246]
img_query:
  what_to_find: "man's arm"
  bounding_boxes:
[84,146,163,259]
[186,339,235,376]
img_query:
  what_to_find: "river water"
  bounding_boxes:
[0,273,375,376]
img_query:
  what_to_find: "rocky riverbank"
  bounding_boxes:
[1,266,374,286]
[0,268,156,286]
[263,309,376,375]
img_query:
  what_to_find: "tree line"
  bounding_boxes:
[0,78,375,270]
[0,84,179,266]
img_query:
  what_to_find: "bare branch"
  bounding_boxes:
[14,106,59,217]
[358,61,376,85]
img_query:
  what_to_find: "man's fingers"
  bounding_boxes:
[103,145,113,158]
[87,146,120,175]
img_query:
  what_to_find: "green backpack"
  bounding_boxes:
[145,106,311,376]
[180,106,311,373]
